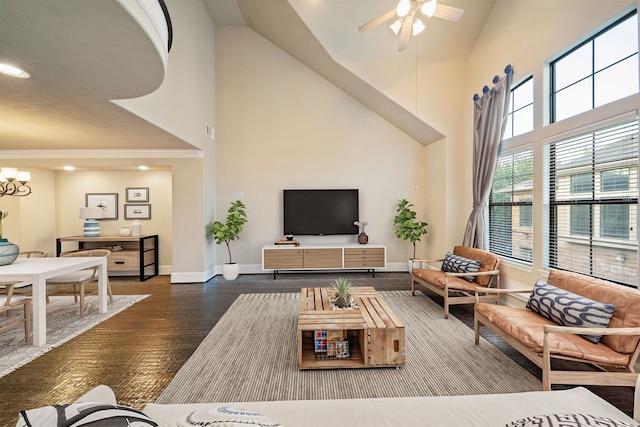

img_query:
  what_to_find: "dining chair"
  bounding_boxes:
[46,249,113,316]
[0,250,49,307]
[0,282,31,343]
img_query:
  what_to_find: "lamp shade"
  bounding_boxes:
[79,207,104,219]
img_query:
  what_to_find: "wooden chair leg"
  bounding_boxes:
[474,316,480,345]
[24,300,31,343]
[411,278,416,296]
[107,280,113,303]
[79,284,85,316]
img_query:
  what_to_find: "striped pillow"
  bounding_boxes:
[526,279,616,344]
[441,252,481,282]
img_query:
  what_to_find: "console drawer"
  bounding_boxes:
[108,250,139,271]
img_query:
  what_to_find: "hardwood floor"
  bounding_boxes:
[0,272,634,425]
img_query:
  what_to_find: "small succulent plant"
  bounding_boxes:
[331,277,353,308]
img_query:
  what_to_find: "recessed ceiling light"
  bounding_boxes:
[62,165,75,171]
[138,165,149,170]
[0,63,30,79]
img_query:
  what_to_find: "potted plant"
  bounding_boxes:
[207,200,248,280]
[330,277,353,308]
[0,210,19,266]
[393,199,428,272]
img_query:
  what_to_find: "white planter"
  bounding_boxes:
[407,259,422,273]
[222,263,240,280]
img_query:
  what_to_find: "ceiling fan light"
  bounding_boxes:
[413,19,426,35]
[396,0,411,17]
[421,0,437,17]
[389,19,402,35]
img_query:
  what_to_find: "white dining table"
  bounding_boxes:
[0,256,108,346]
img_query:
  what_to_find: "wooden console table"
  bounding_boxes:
[297,286,405,369]
[263,243,386,278]
[56,235,158,281]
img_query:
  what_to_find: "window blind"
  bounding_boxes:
[489,148,534,263]
[544,115,639,286]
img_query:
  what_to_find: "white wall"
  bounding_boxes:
[215,26,430,270]
[113,0,217,282]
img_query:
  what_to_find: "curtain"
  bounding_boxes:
[462,66,514,249]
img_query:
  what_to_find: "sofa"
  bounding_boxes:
[15,384,640,426]
[411,245,500,318]
[474,269,640,391]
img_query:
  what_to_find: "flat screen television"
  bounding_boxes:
[283,189,359,235]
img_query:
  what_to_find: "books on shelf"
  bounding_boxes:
[274,239,299,246]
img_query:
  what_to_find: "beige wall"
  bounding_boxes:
[0,169,56,255]
[215,26,429,270]
[54,170,173,271]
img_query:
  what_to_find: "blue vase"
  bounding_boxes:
[0,239,19,266]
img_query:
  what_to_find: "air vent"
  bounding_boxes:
[205,124,215,140]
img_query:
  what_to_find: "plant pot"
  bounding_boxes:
[335,296,352,308]
[222,263,240,280]
[407,258,420,273]
[0,238,19,266]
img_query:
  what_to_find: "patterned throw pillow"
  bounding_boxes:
[441,252,481,282]
[161,406,282,427]
[526,279,616,344]
[16,402,158,426]
[506,413,637,426]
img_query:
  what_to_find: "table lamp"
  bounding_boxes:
[79,207,104,237]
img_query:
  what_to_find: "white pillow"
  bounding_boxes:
[506,413,637,427]
[16,401,158,427]
[160,406,282,427]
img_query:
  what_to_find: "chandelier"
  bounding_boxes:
[0,167,32,197]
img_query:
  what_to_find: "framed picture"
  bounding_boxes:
[86,193,118,220]
[124,204,151,220]
[126,187,149,202]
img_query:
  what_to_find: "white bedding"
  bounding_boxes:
[143,387,637,427]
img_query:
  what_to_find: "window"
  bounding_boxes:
[601,168,630,192]
[504,77,534,139]
[550,10,638,123]
[571,173,593,193]
[489,148,533,263]
[545,115,638,286]
[601,204,630,239]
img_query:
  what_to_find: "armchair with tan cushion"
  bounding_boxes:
[411,245,500,319]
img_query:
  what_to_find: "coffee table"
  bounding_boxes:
[297,286,405,369]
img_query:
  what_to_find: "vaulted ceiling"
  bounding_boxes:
[0,0,497,170]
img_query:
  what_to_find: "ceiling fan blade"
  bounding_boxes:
[359,9,397,32]
[397,11,416,52]
[433,4,464,22]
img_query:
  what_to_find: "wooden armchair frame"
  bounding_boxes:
[411,257,500,319]
[474,288,640,390]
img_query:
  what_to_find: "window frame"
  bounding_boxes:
[550,9,638,123]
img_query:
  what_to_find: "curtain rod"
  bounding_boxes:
[473,64,512,101]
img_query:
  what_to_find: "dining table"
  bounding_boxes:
[0,256,108,346]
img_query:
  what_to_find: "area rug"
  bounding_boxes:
[0,294,148,378]
[157,290,541,404]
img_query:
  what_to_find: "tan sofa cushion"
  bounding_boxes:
[412,269,479,292]
[452,246,500,287]
[475,302,631,366]
[547,270,640,354]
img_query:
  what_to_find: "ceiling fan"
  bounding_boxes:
[359,0,464,52]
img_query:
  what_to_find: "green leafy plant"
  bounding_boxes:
[207,200,247,264]
[330,277,353,308]
[393,199,428,259]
